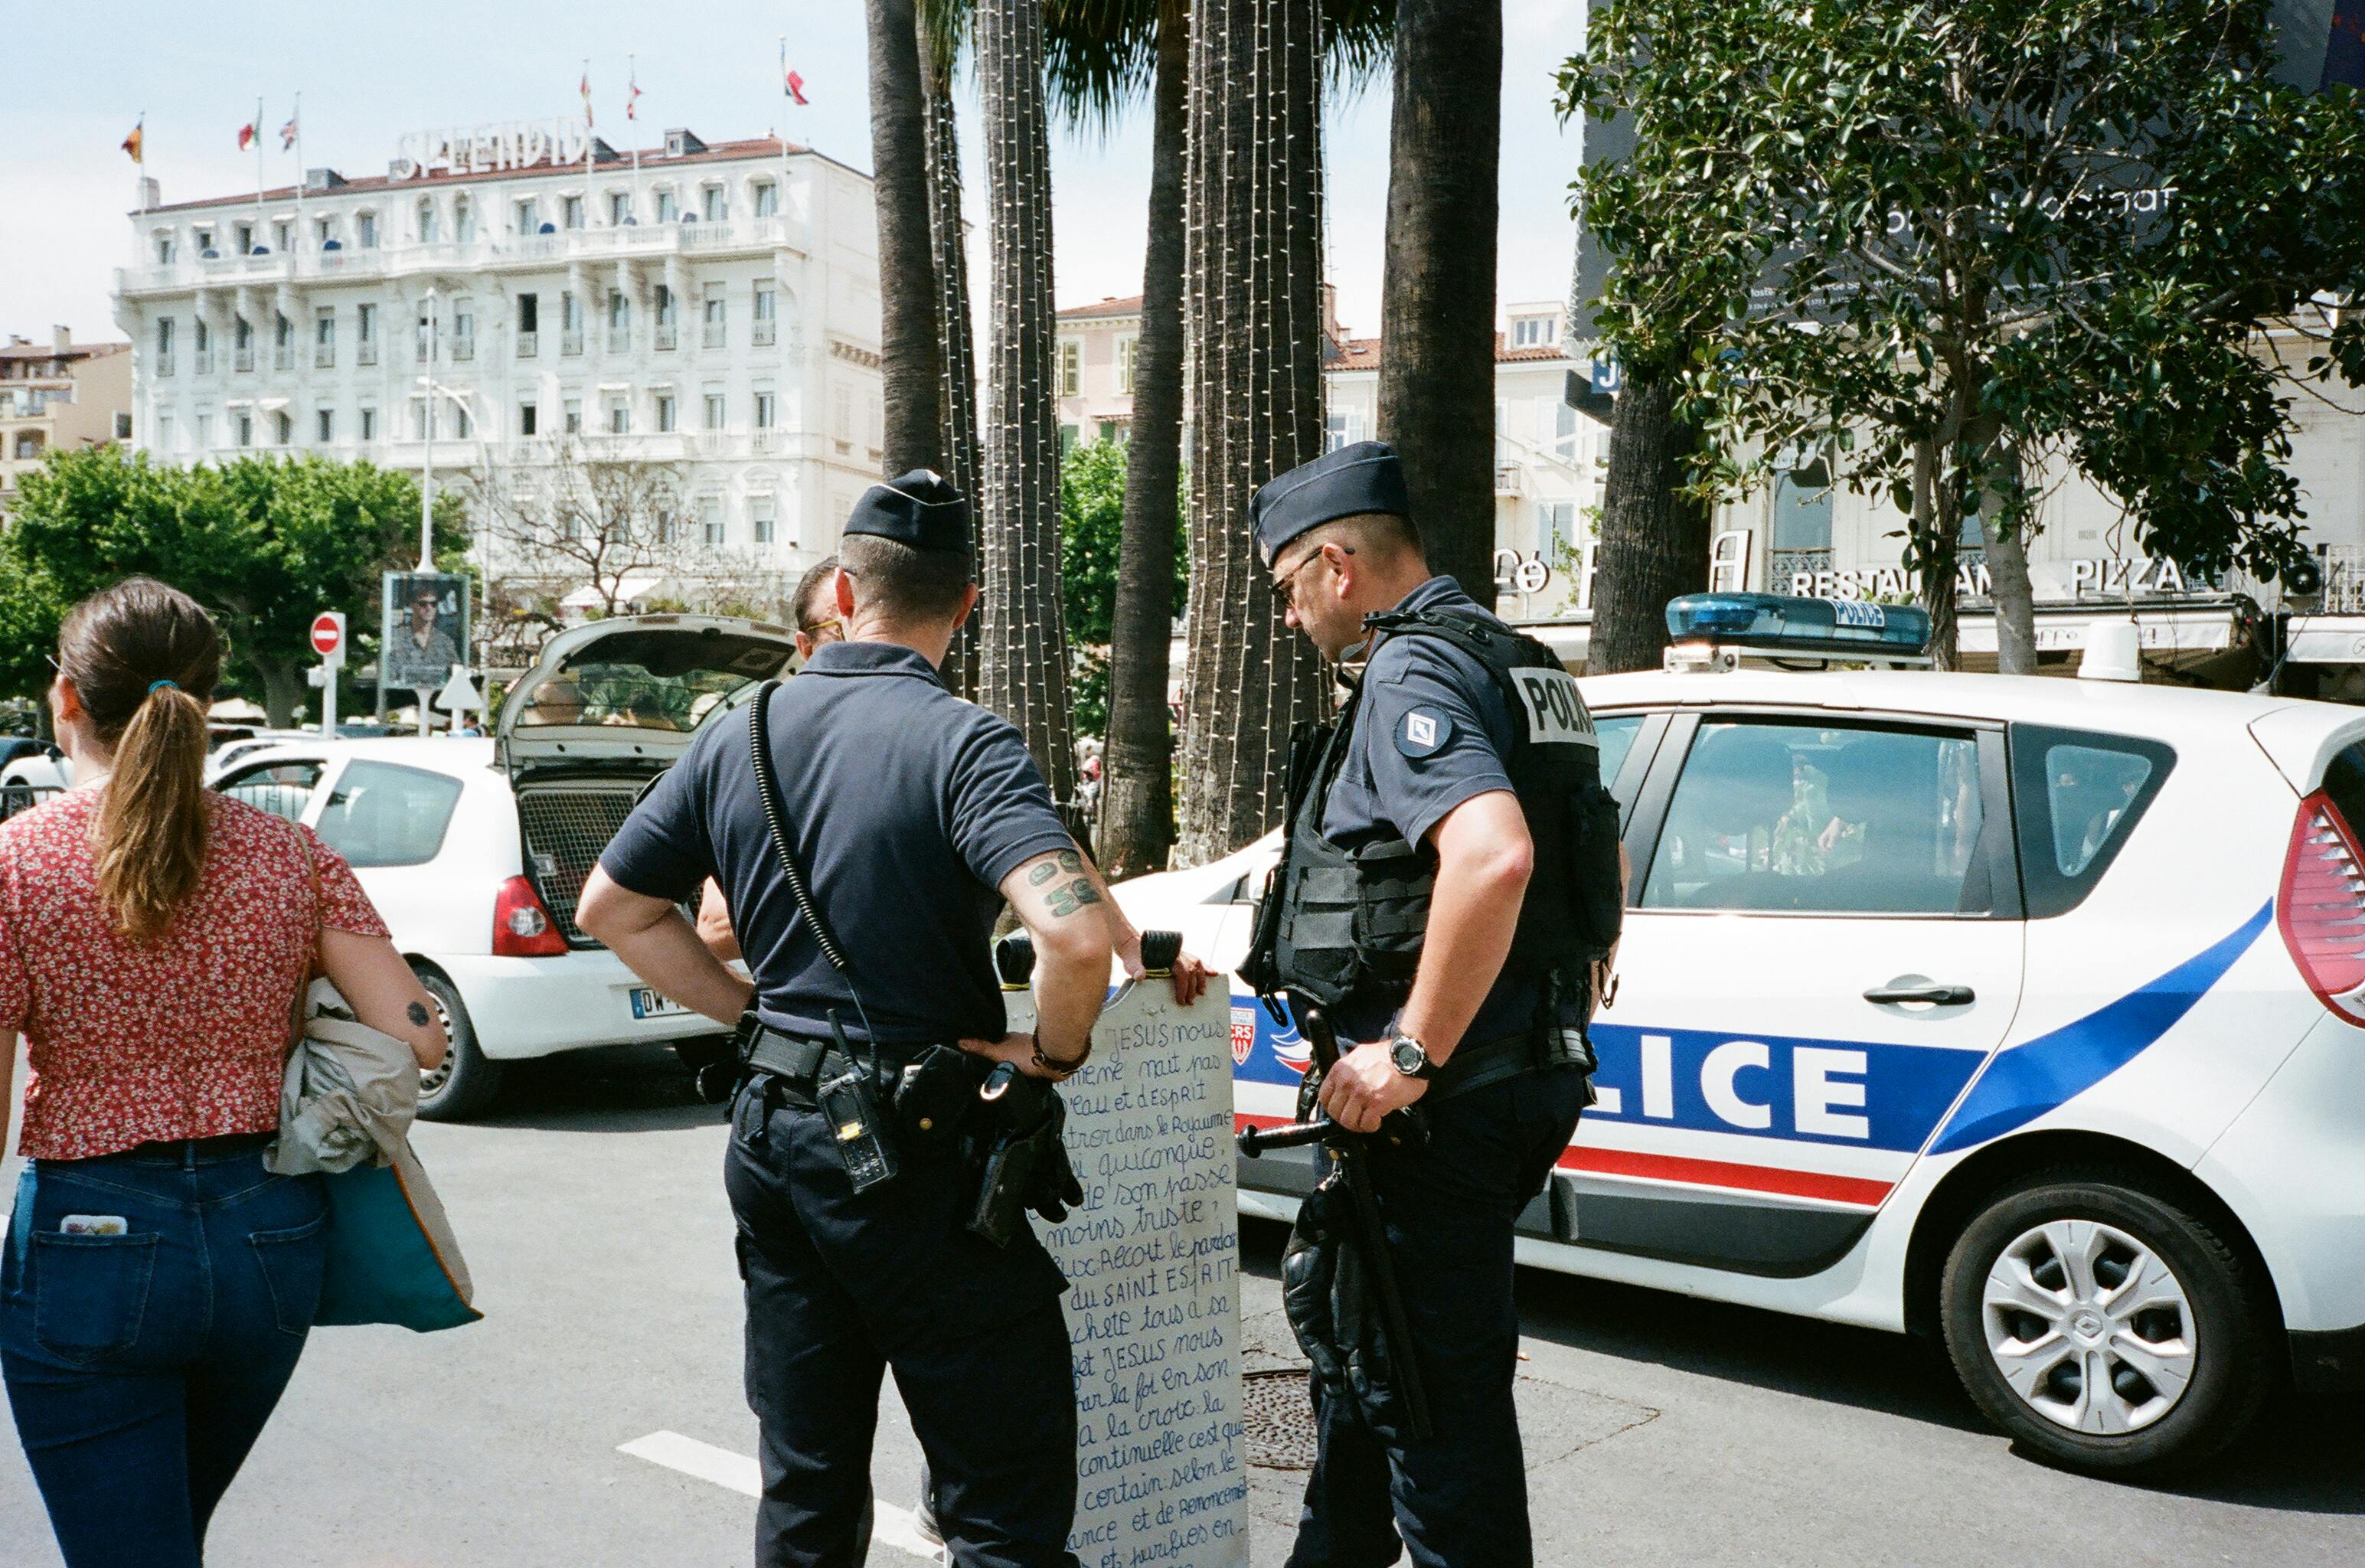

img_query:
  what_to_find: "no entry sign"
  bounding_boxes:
[311,612,346,662]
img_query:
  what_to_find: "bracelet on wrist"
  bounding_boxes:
[1031,1037,1089,1077]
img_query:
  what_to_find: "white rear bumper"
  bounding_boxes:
[427,949,727,1060]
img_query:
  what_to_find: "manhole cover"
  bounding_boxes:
[1243,1368,1318,1470]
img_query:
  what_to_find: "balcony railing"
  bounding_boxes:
[112,214,808,298]
[233,348,255,373]
[608,328,632,353]
[313,343,335,369]
[193,350,214,375]
[560,329,584,357]
[273,347,294,371]
[702,322,726,349]
[452,336,475,363]
[515,331,537,359]
[655,325,678,351]
[752,319,777,347]
[357,340,378,368]
[155,353,175,378]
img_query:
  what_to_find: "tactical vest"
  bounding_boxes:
[1243,606,1623,1028]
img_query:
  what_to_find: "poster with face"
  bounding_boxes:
[381,570,472,694]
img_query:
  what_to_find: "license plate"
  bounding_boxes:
[629,987,688,1021]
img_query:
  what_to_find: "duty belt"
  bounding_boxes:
[738,1019,920,1103]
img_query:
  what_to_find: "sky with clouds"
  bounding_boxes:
[1,1,1584,347]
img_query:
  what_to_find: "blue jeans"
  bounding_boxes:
[2,1135,328,1568]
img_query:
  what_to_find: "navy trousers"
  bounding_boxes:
[1,1136,328,1568]
[723,1081,1080,1568]
[1287,1069,1589,1568]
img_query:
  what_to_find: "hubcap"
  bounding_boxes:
[1981,1218,2196,1436]
[418,991,456,1097]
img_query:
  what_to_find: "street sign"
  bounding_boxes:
[310,611,347,664]
[433,666,485,729]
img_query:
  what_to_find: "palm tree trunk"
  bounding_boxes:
[1095,1,1190,880]
[866,0,943,477]
[920,7,985,697]
[978,0,1081,811]
[1175,0,1329,866]
[1376,0,1501,607]
[1584,370,1711,673]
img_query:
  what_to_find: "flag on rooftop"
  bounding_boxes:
[279,114,297,151]
[236,119,256,151]
[782,41,808,105]
[121,117,143,164]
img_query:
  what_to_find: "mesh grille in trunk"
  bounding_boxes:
[516,783,644,946]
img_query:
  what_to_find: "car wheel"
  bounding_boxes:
[1939,1168,2276,1477]
[414,966,505,1122]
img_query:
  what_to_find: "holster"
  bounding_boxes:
[1281,1177,1419,1438]
[965,1074,1084,1247]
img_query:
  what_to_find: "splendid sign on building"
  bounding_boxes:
[112,116,893,604]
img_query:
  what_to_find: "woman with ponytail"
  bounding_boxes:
[0,577,447,1568]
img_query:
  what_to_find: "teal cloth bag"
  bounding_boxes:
[313,1145,482,1332]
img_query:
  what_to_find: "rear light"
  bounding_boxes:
[2278,791,2365,1024]
[494,874,569,957]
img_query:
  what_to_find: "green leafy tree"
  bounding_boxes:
[2,448,466,725]
[1059,439,1188,740]
[1566,0,2365,669]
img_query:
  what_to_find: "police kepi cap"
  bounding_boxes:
[845,469,972,553]
[1252,441,1411,568]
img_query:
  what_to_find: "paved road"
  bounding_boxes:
[3,1047,2360,1566]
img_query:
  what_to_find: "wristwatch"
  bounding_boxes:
[1388,1033,1438,1081]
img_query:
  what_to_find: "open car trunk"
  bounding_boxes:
[498,614,798,947]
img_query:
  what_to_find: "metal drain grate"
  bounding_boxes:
[1243,1369,1318,1471]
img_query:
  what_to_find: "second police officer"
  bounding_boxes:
[1243,441,1624,1568]
[580,471,1204,1568]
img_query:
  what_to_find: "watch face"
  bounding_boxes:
[1391,1037,1427,1075]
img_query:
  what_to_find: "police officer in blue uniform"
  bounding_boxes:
[1244,442,1619,1568]
[580,472,1158,1568]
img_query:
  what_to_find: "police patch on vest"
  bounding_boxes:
[1513,668,1598,746]
[1396,707,1452,757]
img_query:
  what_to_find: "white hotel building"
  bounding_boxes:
[112,121,888,609]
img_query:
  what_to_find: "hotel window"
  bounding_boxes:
[454,198,475,241]
[452,302,475,361]
[654,284,678,349]
[452,403,471,439]
[274,220,292,253]
[833,386,851,443]
[1511,315,1554,348]
[358,407,375,441]
[1553,401,1580,463]
[1116,335,1137,394]
[704,392,726,430]
[315,408,335,443]
[560,291,583,355]
[155,234,176,263]
[655,188,677,222]
[754,182,779,217]
[1324,410,1365,453]
[564,194,586,230]
[1540,501,1576,560]
[752,498,775,545]
[517,198,541,234]
[754,390,776,429]
[1771,452,1834,583]
[315,217,334,248]
[563,397,583,435]
[518,401,537,436]
[701,185,726,221]
[609,191,632,226]
[194,227,214,256]
[195,412,213,448]
[236,412,254,447]
[155,317,175,373]
[356,302,377,365]
[1058,340,1080,397]
[608,289,631,351]
[753,286,777,345]
[235,222,254,255]
[313,307,335,368]
[416,200,438,243]
[156,412,175,452]
[700,497,725,546]
[356,212,378,249]
[608,396,629,435]
[655,393,677,433]
[702,285,726,348]
[113,413,132,440]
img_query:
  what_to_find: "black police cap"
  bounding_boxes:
[1251,441,1411,567]
[845,469,972,554]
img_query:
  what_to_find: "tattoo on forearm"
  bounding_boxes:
[1028,859,1059,886]
[1047,877,1104,917]
[407,1001,432,1027]
[1057,848,1082,872]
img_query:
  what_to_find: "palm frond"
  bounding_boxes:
[1044,0,1159,138]
[918,0,972,95]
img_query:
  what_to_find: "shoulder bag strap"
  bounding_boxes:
[289,820,323,1047]
[745,681,856,986]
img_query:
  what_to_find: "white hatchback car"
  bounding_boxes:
[212,612,799,1119]
[1116,658,2365,1476]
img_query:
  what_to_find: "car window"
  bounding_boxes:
[214,760,325,822]
[1643,720,1991,916]
[314,760,463,867]
[1596,714,1644,800]
[2008,725,2174,919]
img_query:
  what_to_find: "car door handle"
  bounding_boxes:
[1863,983,1975,1007]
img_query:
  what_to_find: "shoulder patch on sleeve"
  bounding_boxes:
[1395,706,1452,758]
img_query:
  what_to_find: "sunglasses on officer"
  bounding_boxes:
[1269,541,1354,608]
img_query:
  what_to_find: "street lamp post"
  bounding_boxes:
[419,286,438,573]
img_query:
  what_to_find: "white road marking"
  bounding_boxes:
[619,1430,943,1563]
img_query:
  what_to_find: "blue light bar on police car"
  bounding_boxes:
[1664,593,1933,660]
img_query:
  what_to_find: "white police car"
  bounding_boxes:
[1114,594,2365,1476]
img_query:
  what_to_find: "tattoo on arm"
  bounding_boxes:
[407,1001,432,1028]
[1046,877,1104,917]
[1028,860,1059,886]
[1057,848,1082,872]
